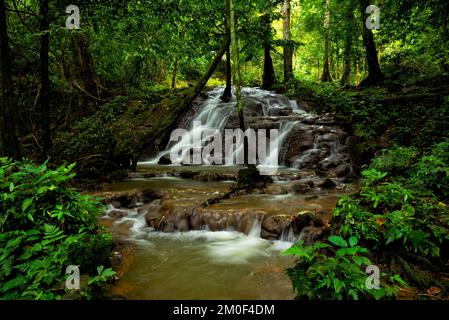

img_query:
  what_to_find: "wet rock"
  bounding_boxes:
[345,136,357,146]
[290,180,315,194]
[266,95,292,109]
[111,200,122,209]
[319,178,337,189]
[108,209,127,219]
[113,194,134,208]
[262,215,292,236]
[243,97,265,116]
[104,190,162,209]
[283,128,315,163]
[158,207,193,232]
[261,229,280,240]
[189,208,231,231]
[127,171,156,179]
[141,189,162,203]
[179,171,198,179]
[269,107,291,117]
[292,149,320,168]
[292,211,324,235]
[162,223,176,233]
[301,226,324,245]
[158,154,172,165]
[335,164,350,177]
[145,210,164,229]
[193,171,223,182]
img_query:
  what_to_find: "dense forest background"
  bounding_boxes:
[1,0,449,300]
[1,0,449,167]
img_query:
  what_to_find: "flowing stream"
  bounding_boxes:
[97,87,356,299]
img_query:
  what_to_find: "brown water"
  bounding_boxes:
[100,167,346,300]
[109,231,296,300]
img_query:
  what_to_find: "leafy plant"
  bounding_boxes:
[0,158,113,300]
[284,236,403,300]
[334,143,449,258]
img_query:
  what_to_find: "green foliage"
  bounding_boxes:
[0,158,113,300]
[284,236,402,300]
[334,143,449,258]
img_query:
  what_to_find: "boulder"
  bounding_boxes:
[283,128,315,162]
[262,215,292,236]
[158,154,172,165]
[335,163,350,177]
[108,209,127,219]
[319,178,337,189]
[290,180,315,194]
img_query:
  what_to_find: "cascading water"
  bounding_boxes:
[142,87,305,169]
[101,87,357,299]
[141,86,354,180]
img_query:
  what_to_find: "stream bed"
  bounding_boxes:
[97,166,347,300]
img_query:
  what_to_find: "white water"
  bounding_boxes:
[106,206,295,265]
[141,87,305,169]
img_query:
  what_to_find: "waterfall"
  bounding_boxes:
[142,87,305,169]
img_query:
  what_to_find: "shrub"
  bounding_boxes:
[0,158,114,300]
[334,143,449,258]
[284,236,403,300]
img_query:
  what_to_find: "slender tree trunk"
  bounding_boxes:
[183,37,230,107]
[230,0,247,164]
[263,45,275,90]
[283,0,293,82]
[262,14,275,90]
[321,0,332,82]
[221,3,232,102]
[356,62,360,85]
[317,59,320,81]
[0,0,21,158]
[39,0,52,155]
[341,35,352,85]
[70,32,99,113]
[358,0,383,87]
[172,56,178,91]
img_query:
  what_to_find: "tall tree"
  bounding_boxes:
[230,0,248,164]
[221,0,232,102]
[39,0,52,155]
[358,0,383,86]
[230,0,243,130]
[341,3,355,85]
[321,0,332,82]
[0,0,21,159]
[282,0,293,82]
[341,35,352,85]
[262,13,275,90]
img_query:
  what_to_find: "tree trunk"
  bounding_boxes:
[262,45,275,90]
[0,0,21,159]
[321,0,332,82]
[356,62,360,85]
[221,3,232,103]
[172,56,178,92]
[39,0,52,155]
[135,38,229,168]
[230,0,247,164]
[358,0,384,87]
[283,0,293,82]
[262,14,275,90]
[341,35,352,85]
[70,32,100,113]
[182,37,230,108]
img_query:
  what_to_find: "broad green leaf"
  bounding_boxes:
[349,236,358,247]
[328,235,348,247]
